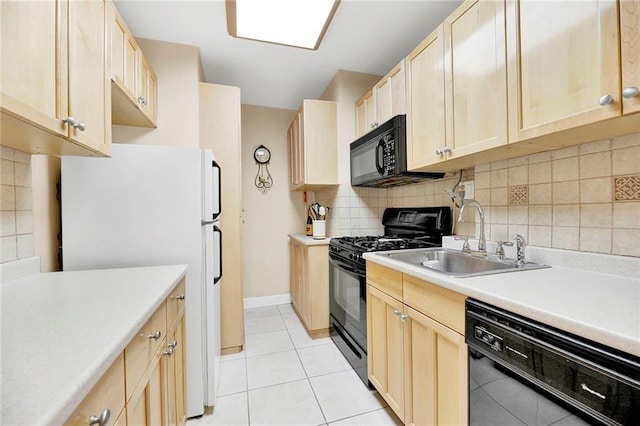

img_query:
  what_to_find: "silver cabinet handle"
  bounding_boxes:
[435,147,452,156]
[623,87,639,99]
[399,314,409,321]
[138,96,147,106]
[168,340,178,349]
[393,309,401,317]
[173,294,185,301]
[370,123,375,128]
[163,346,174,357]
[74,122,86,131]
[88,409,110,425]
[146,331,161,341]
[598,94,614,106]
[62,116,77,127]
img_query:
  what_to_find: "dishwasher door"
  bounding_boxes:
[466,299,640,426]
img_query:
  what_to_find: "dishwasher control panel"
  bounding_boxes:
[474,325,503,352]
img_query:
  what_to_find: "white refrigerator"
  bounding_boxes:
[61,143,222,417]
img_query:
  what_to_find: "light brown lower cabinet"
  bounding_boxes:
[65,278,187,426]
[289,238,330,337]
[367,264,467,425]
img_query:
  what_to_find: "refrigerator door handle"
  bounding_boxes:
[214,225,222,284]
[212,160,222,221]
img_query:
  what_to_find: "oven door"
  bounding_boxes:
[328,255,367,352]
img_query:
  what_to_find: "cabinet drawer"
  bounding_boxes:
[125,302,167,399]
[403,275,465,334]
[64,353,125,425]
[166,278,186,330]
[366,262,403,300]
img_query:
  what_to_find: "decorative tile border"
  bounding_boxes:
[508,185,528,205]
[614,174,640,201]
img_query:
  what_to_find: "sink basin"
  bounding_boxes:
[385,248,549,278]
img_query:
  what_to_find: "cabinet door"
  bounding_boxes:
[621,0,640,115]
[139,54,158,123]
[356,97,367,137]
[405,306,467,426]
[507,0,621,141]
[0,0,66,137]
[109,3,137,98]
[444,0,507,157]
[365,90,377,130]
[367,285,405,421]
[67,0,108,153]
[377,61,406,125]
[174,316,187,426]
[128,351,165,426]
[405,26,447,171]
[288,117,301,189]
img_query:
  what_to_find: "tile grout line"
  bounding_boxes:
[281,307,330,426]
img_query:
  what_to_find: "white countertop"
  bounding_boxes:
[289,233,330,246]
[363,249,640,358]
[1,264,188,426]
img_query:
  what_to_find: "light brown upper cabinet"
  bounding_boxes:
[287,99,337,191]
[376,61,406,127]
[443,0,508,159]
[355,89,376,137]
[108,1,158,127]
[621,0,640,115]
[405,26,447,170]
[356,61,407,139]
[406,0,508,172]
[506,0,622,141]
[1,0,110,157]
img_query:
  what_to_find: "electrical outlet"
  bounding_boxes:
[460,181,475,199]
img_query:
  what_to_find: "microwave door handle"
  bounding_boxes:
[213,225,222,284]
[212,160,222,221]
[375,140,385,175]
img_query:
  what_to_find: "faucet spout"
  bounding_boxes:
[458,199,486,252]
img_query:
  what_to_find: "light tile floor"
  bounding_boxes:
[188,304,402,426]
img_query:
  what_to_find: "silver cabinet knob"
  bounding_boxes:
[89,409,110,425]
[168,340,178,349]
[62,116,77,127]
[598,94,614,106]
[435,147,452,156]
[138,96,147,106]
[74,122,86,131]
[370,123,375,128]
[399,314,409,322]
[623,87,639,99]
[173,294,185,301]
[393,309,401,317]
[146,331,161,341]
[163,346,174,357]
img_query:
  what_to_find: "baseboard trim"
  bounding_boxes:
[243,293,291,309]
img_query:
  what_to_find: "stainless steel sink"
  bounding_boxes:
[385,248,549,277]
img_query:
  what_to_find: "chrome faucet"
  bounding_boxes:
[513,234,527,266]
[457,199,486,252]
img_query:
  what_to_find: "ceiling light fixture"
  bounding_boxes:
[226,0,340,50]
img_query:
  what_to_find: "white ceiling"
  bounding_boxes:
[114,0,463,110]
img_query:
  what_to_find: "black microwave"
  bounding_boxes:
[350,115,444,187]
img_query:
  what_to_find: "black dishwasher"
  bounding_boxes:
[466,299,640,426]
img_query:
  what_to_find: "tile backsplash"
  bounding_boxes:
[1,146,34,263]
[316,132,640,257]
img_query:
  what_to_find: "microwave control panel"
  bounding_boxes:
[381,134,396,174]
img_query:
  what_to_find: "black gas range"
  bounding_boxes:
[328,207,451,386]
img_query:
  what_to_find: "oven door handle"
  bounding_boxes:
[329,256,363,276]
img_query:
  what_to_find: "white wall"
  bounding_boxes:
[240,104,301,298]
